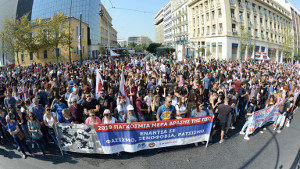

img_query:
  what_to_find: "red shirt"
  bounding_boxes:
[234,80,242,92]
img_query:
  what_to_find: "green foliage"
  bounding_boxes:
[146,43,161,54]
[99,45,106,55]
[127,42,136,49]
[134,43,148,52]
[0,13,32,64]
[36,12,71,57]
[281,26,293,60]
[206,49,211,57]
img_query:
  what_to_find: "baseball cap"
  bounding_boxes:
[127,105,134,111]
[103,109,111,115]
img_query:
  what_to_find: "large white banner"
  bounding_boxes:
[177,45,183,61]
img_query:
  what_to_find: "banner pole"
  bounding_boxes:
[54,124,64,156]
[205,136,209,148]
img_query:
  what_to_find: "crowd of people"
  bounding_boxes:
[0,56,299,158]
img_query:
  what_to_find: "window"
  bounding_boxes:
[21,54,24,62]
[30,52,33,61]
[76,26,79,36]
[239,11,243,21]
[83,46,85,54]
[82,27,84,37]
[77,47,79,55]
[55,48,60,58]
[43,50,48,59]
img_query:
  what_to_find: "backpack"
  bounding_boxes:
[279,99,287,114]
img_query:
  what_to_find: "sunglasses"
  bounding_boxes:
[72,101,77,103]
[86,95,91,97]
[100,93,104,95]
[168,101,172,103]
[90,115,95,117]
[47,109,51,111]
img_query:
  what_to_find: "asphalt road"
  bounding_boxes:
[0,110,300,169]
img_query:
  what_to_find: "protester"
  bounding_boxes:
[6,114,34,159]
[123,105,138,123]
[102,109,117,124]
[85,110,101,124]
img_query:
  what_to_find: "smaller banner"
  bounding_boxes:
[55,123,104,154]
[247,103,281,134]
[177,45,183,61]
[94,116,213,154]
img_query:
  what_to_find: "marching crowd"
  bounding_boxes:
[0,56,299,159]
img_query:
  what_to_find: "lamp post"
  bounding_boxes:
[80,13,82,65]
[68,0,72,64]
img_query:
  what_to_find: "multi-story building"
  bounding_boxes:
[290,4,300,55]
[128,37,139,45]
[16,15,89,66]
[138,36,152,45]
[100,4,118,49]
[128,36,152,45]
[164,2,173,47]
[154,8,165,44]
[172,0,190,56]
[117,39,127,48]
[188,0,293,62]
[110,27,118,49]
[0,0,19,65]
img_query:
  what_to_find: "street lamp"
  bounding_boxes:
[68,0,72,64]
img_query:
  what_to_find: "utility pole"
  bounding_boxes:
[80,13,82,65]
[2,33,4,65]
[68,0,72,64]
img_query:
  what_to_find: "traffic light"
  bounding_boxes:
[99,10,103,17]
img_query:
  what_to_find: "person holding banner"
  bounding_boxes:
[240,99,256,140]
[85,110,101,124]
[274,96,293,133]
[123,105,138,123]
[102,109,117,124]
[156,96,177,121]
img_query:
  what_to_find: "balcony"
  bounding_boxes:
[238,3,243,8]
[218,29,223,34]
[232,16,236,22]
[246,5,250,10]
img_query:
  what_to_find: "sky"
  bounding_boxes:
[101,0,300,43]
[101,0,170,42]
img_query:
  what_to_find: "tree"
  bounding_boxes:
[0,13,32,65]
[36,12,71,63]
[206,49,211,58]
[239,25,251,60]
[294,48,300,61]
[127,42,136,49]
[281,26,293,62]
[146,43,161,54]
[99,45,106,55]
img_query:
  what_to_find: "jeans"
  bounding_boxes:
[14,137,32,155]
[241,116,253,137]
[276,112,286,127]
[238,100,246,118]
[203,89,209,103]
[34,137,47,153]
[48,128,59,147]
[21,125,33,144]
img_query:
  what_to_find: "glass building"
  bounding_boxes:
[30,0,101,57]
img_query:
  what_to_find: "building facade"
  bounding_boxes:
[100,4,118,49]
[117,39,127,48]
[154,9,165,44]
[188,0,293,62]
[290,4,300,55]
[138,36,152,45]
[172,0,190,56]
[17,16,89,66]
[26,0,101,58]
[164,2,173,47]
[0,0,19,65]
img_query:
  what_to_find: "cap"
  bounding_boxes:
[127,105,134,111]
[103,109,111,115]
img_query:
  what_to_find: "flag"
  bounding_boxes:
[77,36,81,50]
[239,66,243,80]
[95,69,103,99]
[118,68,130,105]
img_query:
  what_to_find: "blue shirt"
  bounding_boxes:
[7,120,18,139]
[203,77,210,90]
[53,103,67,122]
[268,86,274,97]
[30,104,45,122]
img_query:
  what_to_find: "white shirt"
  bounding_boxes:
[144,96,152,105]
[171,97,178,107]
[117,104,128,115]
[43,112,56,128]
